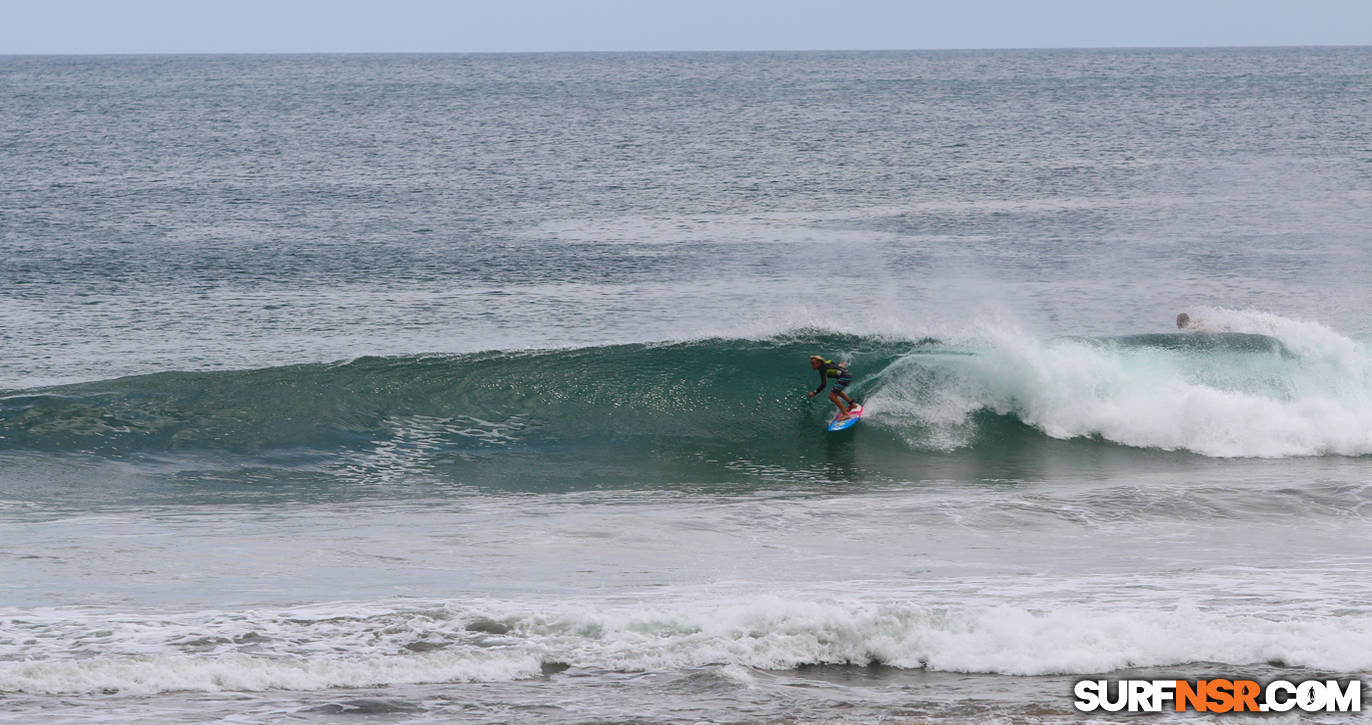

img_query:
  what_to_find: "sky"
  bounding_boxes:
[2,0,1370,54]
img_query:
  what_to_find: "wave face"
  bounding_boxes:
[0,334,904,479]
[4,314,1371,489]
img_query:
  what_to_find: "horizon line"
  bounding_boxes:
[3,43,1370,58]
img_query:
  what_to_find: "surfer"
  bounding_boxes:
[1176,312,1211,332]
[808,355,858,420]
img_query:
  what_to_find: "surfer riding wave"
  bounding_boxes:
[808,355,859,421]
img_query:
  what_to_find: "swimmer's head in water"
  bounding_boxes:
[1176,313,1191,329]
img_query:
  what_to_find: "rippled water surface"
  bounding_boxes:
[2,49,1371,723]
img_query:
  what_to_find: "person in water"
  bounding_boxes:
[809,355,858,420]
[1176,312,1213,332]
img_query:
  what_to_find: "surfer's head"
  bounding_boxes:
[1176,313,1190,329]
[809,355,824,369]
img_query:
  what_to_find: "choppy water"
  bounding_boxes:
[3,49,1372,723]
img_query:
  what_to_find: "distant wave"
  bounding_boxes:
[4,312,1371,478]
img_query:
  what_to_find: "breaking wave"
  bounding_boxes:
[3,312,1369,485]
[4,595,1369,695]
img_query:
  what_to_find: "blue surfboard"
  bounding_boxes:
[827,404,864,432]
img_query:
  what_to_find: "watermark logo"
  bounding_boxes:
[1074,678,1361,713]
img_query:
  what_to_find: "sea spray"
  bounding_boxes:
[866,316,1372,457]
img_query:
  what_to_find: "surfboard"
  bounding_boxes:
[827,404,864,432]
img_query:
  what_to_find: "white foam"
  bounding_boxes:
[3,597,1369,695]
[1,651,543,697]
[869,311,1372,457]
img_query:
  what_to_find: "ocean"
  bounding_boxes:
[2,48,1371,723]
